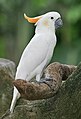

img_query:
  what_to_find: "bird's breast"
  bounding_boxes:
[45,34,56,65]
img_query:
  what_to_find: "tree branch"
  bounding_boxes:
[13,62,76,100]
[1,60,80,119]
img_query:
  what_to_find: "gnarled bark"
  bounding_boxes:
[13,62,81,119]
[0,59,81,119]
[13,62,76,100]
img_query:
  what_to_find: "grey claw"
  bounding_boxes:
[37,78,53,90]
[44,78,53,82]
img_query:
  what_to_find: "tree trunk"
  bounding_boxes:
[0,59,81,119]
[0,58,15,118]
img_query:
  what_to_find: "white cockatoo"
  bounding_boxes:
[10,11,63,113]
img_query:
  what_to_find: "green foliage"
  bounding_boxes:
[0,39,5,57]
[0,0,81,65]
[67,5,81,24]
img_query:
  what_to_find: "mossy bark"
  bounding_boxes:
[0,59,81,119]
[0,58,15,118]
[10,62,81,119]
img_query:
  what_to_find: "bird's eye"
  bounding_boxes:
[51,17,54,19]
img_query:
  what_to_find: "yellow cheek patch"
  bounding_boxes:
[43,20,49,27]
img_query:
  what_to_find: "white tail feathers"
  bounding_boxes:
[10,87,20,113]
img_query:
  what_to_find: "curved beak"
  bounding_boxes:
[24,13,42,23]
[55,18,63,29]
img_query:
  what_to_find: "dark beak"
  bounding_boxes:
[55,18,63,29]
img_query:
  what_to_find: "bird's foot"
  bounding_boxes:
[37,78,53,90]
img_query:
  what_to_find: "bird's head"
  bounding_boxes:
[24,12,63,33]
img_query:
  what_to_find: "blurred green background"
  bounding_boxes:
[0,0,81,65]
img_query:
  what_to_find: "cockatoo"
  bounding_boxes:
[10,11,63,113]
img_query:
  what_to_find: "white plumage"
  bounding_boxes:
[10,11,62,113]
[16,33,56,81]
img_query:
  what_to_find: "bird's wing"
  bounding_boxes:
[15,34,50,79]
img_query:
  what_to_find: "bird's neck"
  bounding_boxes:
[35,24,55,34]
